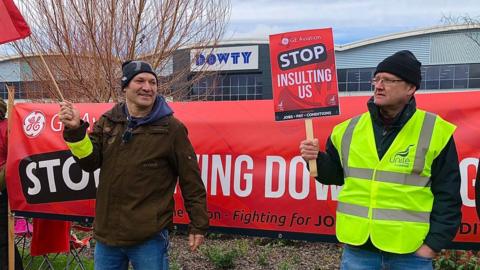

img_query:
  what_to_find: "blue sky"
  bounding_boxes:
[227,0,480,45]
[2,0,480,56]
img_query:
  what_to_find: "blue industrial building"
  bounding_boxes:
[1,24,479,100]
[188,24,480,101]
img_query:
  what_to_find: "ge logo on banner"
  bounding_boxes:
[23,111,46,138]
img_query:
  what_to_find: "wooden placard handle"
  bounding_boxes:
[304,118,317,177]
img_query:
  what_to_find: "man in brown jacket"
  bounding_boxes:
[58,60,208,270]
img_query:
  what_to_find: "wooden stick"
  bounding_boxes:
[29,36,65,101]
[6,85,15,270]
[7,203,14,270]
[304,118,318,177]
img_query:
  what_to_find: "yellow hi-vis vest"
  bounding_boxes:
[330,109,455,254]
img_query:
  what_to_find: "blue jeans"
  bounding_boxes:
[94,229,169,270]
[340,244,433,270]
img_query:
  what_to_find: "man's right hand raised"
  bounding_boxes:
[59,101,81,129]
[299,139,320,161]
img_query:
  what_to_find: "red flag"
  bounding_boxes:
[30,219,71,256]
[0,0,31,44]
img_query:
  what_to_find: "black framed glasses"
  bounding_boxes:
[371,78,404,86]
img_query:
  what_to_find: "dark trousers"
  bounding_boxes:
[0,195,24,270]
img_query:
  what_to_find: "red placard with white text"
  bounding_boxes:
[5,91,480,247]
[269,28,339,121]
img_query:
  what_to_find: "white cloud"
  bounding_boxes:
[228,0,480,44]
[225,24,285,40]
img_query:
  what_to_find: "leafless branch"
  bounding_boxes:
[441,14,480,47]
[10,0,231,102]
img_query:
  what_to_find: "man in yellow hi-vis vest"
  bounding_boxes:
[300,50,462,270]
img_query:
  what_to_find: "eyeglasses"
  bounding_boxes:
[371,78,404,86]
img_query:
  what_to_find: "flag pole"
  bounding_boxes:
[305,118,318,177]
[6,85,15,270]
[29,36,65,101]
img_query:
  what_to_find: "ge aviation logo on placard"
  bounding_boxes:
[23,111,46,138]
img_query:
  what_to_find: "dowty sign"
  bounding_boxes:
[190,45,259,72]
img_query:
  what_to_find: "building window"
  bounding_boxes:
[0,81,26,99]
[470,79,480,88]
[470,64,480,79]
[337,69,347,82]
[0,83,6,99]
[346,69,359,92]
[338,68,374,92]
[302,63,479,94]
[359,68,374,91]
[425,66,440,80]
[438,65,453,90]
[454,65,468,79]
[191,74,263,101]
[440,80,454,89]
[425,80,440,90]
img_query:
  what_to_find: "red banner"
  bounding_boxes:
[6,92,480,246]
[269,28,339,121]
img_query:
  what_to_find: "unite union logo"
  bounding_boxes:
[389,144,414,168]
[23,111,46,138]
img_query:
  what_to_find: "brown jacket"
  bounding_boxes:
[64,102,208,246]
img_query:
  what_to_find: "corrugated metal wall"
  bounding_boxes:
[0,60,21,81]
[430,31,480,64]
[336,29,480,69]
[1,27,480,85]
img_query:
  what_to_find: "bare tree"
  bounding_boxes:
[442,14,480,47]
[10,0,230,102]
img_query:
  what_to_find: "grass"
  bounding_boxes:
[19,248,480,270]
[22,253,94,270]
[201,245,240,269]
[17,233,479,269]
[257,246,270,266]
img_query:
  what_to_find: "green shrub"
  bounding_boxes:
[434,250,480,270]
[207,233,225,239]
[278,260,293,270]
[235,238,249,256]
[277,255,300,270]
[257,246,270,266]
[169,250,182,270]
[202,245,239,269]
[169,260,182,270]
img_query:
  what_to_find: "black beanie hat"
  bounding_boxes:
[374,50,422,89]
[121,60,157,89]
